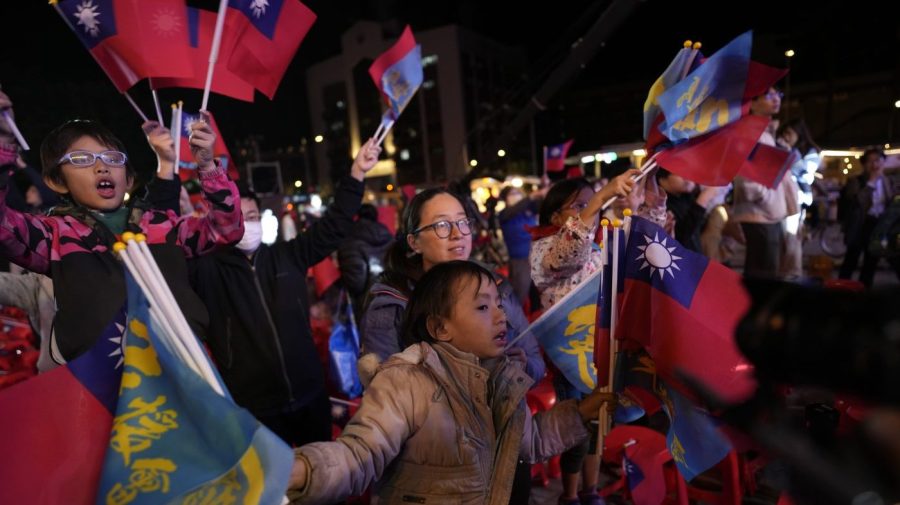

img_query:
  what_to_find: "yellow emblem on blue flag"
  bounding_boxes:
[97,271,293,505]
[521,270,602,394]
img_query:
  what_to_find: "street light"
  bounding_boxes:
[784,49,795,58]
[469,159,478,167]
[294,180,302,188]
[497,149,506,157]
[314,135,324,143]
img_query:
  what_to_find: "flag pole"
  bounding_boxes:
[201,0,230,112]
[680,40,702,80]
[171,103,181,174]
[542,145,548,178]
[0,111,30,151]
[122,91,149,122]
[150,83,164,124]
[596,220,612,457]
[600,153,658,212]
[375,118,395,147]
[175,101,184,174]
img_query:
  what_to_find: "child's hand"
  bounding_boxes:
[599,169,641,201]
[504,346,527,366]
[288,457,308,490]
[142,121,176,163]
[189,111,216,170]
[351,137,382,181]
[576,388,618,422]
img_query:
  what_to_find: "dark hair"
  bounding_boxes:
[778,119,820,156]
[538,177,593,226]
[40,119,135,186]
[655,167,673,181]
[861,147,886,165]
[499,186,523,203]
[235,180,260,210]
[358,203,378,222]
[400,260,494,347]
[381,187,469,295]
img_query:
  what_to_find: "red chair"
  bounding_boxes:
[598,425,688,504]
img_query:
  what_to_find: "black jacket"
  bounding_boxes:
[337,217,393,318]
[189,176,364,417]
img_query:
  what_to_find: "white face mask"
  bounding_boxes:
[236,221,263,253]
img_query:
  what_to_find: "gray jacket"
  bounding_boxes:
[360,271,545,383]
[290,342,588,505]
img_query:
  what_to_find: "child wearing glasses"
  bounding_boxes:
[0,115,242,366]
[528,171,639,505]
[360,187,545,384]
[287,260,616,505]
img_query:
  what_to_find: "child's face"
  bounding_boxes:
[438,274,508,359]
[53,135,132,211]
[551,187,594,228]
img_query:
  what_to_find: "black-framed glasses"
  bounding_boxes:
[57,150,128,167]
[412,218,475,238]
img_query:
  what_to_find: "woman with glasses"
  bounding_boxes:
[360,187,544,383]
[0,115,242,367]
[359,187,547,505]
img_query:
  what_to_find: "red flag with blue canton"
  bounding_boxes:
[545,140,574,173]
[614,216,756,404]
[54,0,193,92]
[368,25,424,121]
[226,0,316,99]
[150,7,255,102]
[0,308,126,505]
[624,441,667,505]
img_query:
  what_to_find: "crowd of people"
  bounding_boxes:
[1,73,899,505]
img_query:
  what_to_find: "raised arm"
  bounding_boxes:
[172,112,243,256]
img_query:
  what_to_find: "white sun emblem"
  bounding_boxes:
[106,321,127,369]
[151,7,182,38]
[182,116,197,137]
[550,147,561,156]
[74,0,102,37]
[635,232,682,280]
[250,0,269,18]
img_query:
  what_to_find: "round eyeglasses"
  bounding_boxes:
[57,150,128,167]
[412,218,475,239]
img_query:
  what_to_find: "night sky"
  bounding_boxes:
[2,0,898,181]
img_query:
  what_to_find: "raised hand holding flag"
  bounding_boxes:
[368,25,424,146]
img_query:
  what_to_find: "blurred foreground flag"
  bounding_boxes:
[96,270,293,504]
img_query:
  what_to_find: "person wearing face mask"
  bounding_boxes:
[188,138,382,447]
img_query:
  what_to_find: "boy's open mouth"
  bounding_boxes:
[97,179,115,198]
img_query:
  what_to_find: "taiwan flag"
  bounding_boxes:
[53,0,193,92]
[227,0,317,99]
[0,308,126,505]
[614,216,756,404]
[151,6,255,102]
[176,110,237,180]
[369,25,424,121]
[545,140,574,173]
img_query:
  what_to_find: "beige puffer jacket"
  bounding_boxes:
[290,342,588,505]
